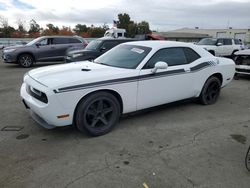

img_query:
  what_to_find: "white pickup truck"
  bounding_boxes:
[197,38,243,57]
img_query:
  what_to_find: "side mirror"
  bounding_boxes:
[35,43,41,48]
[100,47,106,52]
[217,42,223,46]
[151,61,168,74]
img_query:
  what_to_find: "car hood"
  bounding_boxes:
[197,45,216,50]
[68,49,94,55]
[27,61,136,90]
[234,49,250,55]
[4,45,26,50]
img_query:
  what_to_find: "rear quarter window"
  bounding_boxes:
[183,48,201,63]
[69,38,82,43]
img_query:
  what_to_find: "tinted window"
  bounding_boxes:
[234,39,240,45]
[85,40,102,50]
[39,38,49,46]
[217,39,223,45]
[95,44,151,69]
[100,41,119,50]
[223,39,232,45]
[69,38,81,43]
[183,48,200,63]
[145,48,187,69]
[52,38,69,44]
[197,38,217,45]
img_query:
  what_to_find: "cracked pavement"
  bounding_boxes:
[0,61,250,188]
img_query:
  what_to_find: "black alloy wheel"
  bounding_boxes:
[199,76,221,105]
[245,145,250,172]
[75,92,121,136]
[18,54,34,68]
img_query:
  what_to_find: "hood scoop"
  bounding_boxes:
[81,68,91,72]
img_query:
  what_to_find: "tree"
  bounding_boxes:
[29,19,40,33]
[117,13,132,33]
[137,21,151,34]
[41,23,59,35]
[28,19,40,37]
[87,26,106,38]
[0,16,15,37]
[117,13,151,37]
[58,26,73,36]
[73,24,88,35]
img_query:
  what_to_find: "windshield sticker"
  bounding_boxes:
[131,48,144,54]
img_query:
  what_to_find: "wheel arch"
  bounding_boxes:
[210,72,223,85]
[231,49,239,56]
[17,52,36,62]
[197,72,223,97]
[73,89,124,125]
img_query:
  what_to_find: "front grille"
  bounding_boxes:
[236,68,250,73]
[27,85,48,103]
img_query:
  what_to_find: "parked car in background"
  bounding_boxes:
[2,36,88,67]
[21,41,235,136]
[197,38,243,57]
[65,38,135,62]
[234,49,250,77]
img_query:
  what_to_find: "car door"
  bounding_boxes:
[137,47,200,110]
[50,37,71,60]
[216,39,232,56]
[34,38,53,61]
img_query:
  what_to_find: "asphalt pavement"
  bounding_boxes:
[0,61,250,188]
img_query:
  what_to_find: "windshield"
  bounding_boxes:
[94,44,152,69]
[85,40,102,50]
[197,38,217,45]
[26,37,44,46]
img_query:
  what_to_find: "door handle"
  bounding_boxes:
[184,68,191,72]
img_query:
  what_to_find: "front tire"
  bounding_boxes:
[199,76,221,105]
[18,54,34,68]
[75,92,121,136]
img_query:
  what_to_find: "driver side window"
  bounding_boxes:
[144,47,187,69]
[39,38,49,46]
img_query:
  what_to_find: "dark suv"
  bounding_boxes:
[2,36,88,67]
[65,38,135,62]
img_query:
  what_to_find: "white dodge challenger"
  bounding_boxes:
[20,41,235,136]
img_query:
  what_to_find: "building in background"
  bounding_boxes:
[152,31,210,43]
[159,27,250,44]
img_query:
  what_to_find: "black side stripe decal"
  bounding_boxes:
[55,61,213,93]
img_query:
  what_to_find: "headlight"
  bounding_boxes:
[4,49,16,53]
[72,53,83,58]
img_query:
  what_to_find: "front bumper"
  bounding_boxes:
[20,81,73,129]
[235,65,250,75]
[2,53,16,63]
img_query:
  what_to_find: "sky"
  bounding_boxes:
[0,0,249,31]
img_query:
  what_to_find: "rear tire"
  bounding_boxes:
[18,54,34,68]
[199,76,221,105]
[75,92,121,136]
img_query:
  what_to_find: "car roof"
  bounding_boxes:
[96,37,135,42]
[124,40,196,49]
[40,35,81,38]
